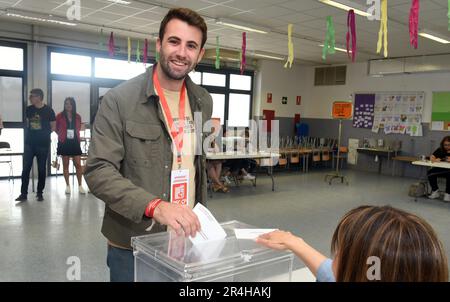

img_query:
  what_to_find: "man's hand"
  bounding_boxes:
[152,201,201,237]
[431,156,440,163]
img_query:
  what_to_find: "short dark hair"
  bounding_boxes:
[440,136,450,150]
[30,88,44,100]
[159,7,207,48]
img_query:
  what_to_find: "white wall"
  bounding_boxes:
[302,62,450,123]
[255,59,450,122]
[255,59,306,118]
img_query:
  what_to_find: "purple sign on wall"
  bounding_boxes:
[353,94,375,129]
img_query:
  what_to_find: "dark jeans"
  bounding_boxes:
[107,244,134,282]
[427,168,450,194]
[20,144,49,195]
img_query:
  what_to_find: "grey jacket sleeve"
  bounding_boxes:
[84,93,156,224]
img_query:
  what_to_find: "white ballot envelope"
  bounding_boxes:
[234,229,277,240]
[189,203,226,245]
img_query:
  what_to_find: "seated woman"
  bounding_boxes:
[428,136,450,202]
[206,127,229,193]
[257,205,448,282]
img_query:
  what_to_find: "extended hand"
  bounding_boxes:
[256,230,297,250]
[152,201,201,237]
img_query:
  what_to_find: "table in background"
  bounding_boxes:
[357,147,398,174]
[206,151,280,191]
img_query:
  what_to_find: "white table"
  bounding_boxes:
[412,160,450,169]
[206,152,280,191]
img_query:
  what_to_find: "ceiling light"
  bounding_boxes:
[319,0,371,17]
[6,13,77,26]
[418,32,450,44]
[106,0,131,4]
[253,53,285,60]
[319,45,350,53]
[216,18,269,34]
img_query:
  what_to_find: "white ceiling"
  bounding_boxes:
[0,0,449,64]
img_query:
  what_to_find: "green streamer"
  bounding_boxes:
[136,40,141,63]
[215,36,220,69]
[448,0,450,30]
[322,16,336,60]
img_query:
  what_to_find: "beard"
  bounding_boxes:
[158,48,197,80]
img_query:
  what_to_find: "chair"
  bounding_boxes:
[0,142,14,182]
[333,146,348,170]
[322,149,331,167]
[289,151,301,171]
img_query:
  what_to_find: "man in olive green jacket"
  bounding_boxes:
[85,7,212,282]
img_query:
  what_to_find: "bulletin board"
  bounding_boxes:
[431,92,450,131]
[353,92,424,137]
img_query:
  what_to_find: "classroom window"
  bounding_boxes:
[229,74,251,91]
[51,52,92,77]
[228,93,250,127]
[210,93,225,125]
[0,76,23,122]
[0,46,23,71]
[95,57,150,80]
[189,70,201,85]
[202,72,226,87]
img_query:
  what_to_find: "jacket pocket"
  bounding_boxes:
[125,121,162,164]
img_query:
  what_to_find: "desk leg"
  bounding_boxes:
[268,165,275,191]
[378,158,382,174]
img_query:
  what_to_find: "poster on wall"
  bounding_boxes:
[282,96,288,105]
[296,96,301,105]
[431,92,450,131]
[372,92,424,137]
[352,94,375,129]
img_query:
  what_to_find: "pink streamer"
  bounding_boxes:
[108,32,115,57]
[409,0,419,49]
[241,32,246,75]
[346,10,357,62]
[143,38,148,64]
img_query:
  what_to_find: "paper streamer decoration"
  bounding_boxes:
[322,16,336,60]
[284,24,294,68]
[108,32,115,57]
[136,40,141,63]
[127,37,131,63]
[99,28,105,49]
[215,36,220,69]
[448,0,450,30]
[240,32,246,75]
[377,0,388,57]
[346,10,357,62]
[143,38,148,65]
[409,0,419,49]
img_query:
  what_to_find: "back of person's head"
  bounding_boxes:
[159,7,207,48]
[331,205,448,282]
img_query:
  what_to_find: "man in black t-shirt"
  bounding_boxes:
[428,136,450,202]
[16,88,56,202]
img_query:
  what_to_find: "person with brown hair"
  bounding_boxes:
[85,7,212,281]
[257,205,448,282]
[428,136,450,201]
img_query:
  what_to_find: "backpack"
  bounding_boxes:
[408,182,428,198]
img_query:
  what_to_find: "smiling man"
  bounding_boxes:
[85,8,213,282]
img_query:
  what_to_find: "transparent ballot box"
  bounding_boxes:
[132,221,294,282]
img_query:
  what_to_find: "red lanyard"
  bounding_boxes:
[153,70,186,165]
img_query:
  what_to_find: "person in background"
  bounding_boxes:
[257,205,448,282]
[55,97,86,195]
[207,126,228,193]
[428,136,450,202]
[16,88,56,202]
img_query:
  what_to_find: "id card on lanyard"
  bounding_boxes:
[153,69,189,205]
